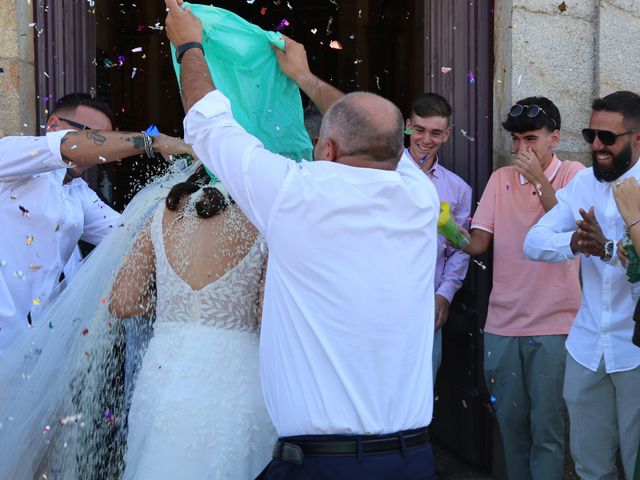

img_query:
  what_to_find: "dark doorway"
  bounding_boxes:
[94,0,423,210]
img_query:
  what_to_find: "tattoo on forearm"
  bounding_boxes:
[129,135,145,150]
[86,131,106,146]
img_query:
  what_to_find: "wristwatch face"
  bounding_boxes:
[604,240,614,260]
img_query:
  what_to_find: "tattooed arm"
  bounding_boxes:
[59,131,193,167]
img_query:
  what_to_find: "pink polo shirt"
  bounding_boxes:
[471,155,584,336]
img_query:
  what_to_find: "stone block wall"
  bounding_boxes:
[0,0,36,136]
[493,0,640,168]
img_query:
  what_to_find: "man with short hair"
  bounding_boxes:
[458,96,584,479]
[0,93,191,351]
[404,93,471,379]
[524,90,640,479]
[165,1,440,477]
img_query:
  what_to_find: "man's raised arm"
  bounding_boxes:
[272,36,344,114]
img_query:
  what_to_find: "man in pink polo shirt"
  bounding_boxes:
[457,96,584,479]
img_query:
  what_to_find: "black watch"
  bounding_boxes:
[176,42,204,64]
[601,239,614,263]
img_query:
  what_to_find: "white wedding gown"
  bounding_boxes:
[123,205,276,479]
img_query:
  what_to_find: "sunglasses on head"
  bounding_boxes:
[509,104,558,130]
[57,117,92,131]
[581,128,640,146]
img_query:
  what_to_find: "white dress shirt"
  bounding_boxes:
[185,90,440,436]
[523,162,640,373]
[0,132,120,351]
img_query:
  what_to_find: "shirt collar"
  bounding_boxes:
[404,148,440,178]
[606,154,640,188]
[519,154,561,185]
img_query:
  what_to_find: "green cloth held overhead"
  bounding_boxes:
[171,3,313,163]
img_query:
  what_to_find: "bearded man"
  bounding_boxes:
[524,90,640,480]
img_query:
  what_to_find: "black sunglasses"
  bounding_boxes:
[57,117,92,131]
[509,104,558,130]
[581,128,640,146]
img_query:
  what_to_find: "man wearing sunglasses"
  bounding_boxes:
[0,93,193,353]
[456,96,584,480]
[524,91,640,479]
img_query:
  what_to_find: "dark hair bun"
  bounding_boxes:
[195,187,230,218]
[165,165,233,219]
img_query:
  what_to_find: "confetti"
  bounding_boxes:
[48,321,54,330]
[32,298,41,305]
[329,40,343,50]
[310,28,317,34]
[467,71,476,85]
[462,400,468,408]
[148,22,164,31]
[517,74,523,86]
[131,47,143,53]
[55,224,60,232]
[19,205,30,217]
[404,129,414,135]
[0,260,6,269]
[14,270,26,280]
[59,414,82,425]
[100,296,107,304]
[473,259,487,270]
[131,67,138,79]
[440,66,452,74]
[460,129,476,142]
[26,235,34,245]
[145,124,160,137]
[276,19,290,31]
[43,425,51,434]
[103,408,116,426]
[558,1,567,12]
[260,7,267,15]
[82,328,89,336]
[246,0,255,3]
[490,395,497,404]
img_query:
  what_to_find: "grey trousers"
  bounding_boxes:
[563,353,640,480]
[484,333,567,480]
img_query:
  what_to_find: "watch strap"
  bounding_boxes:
[176,42,204,64]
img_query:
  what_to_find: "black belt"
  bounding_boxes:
[273,427,430,464]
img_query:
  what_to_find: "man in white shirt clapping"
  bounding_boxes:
[524,91,640,479]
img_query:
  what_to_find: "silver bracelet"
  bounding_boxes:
[142,132,154,159]
[627,218,640,230]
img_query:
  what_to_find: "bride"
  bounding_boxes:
[0,162,276,479]
[109,164,275,479]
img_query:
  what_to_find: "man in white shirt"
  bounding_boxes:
[0,93,192,352]
[165,1,439,478]
[523,90,640,479]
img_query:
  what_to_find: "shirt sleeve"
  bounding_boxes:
[183,90,296,234]
[0,131,72,181]
[79,183,121,245]
[471,171,498,234]
[436,182,472,303]
[523,181,577,263]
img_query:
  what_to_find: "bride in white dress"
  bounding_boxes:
[109,164,276,479]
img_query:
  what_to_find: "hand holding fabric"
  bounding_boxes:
[165,0,203,46]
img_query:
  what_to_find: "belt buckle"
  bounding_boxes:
[274,441,304,465]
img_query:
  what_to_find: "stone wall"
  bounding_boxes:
[493,0,640,168]
[0,0,36,136]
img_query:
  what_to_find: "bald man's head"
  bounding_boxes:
[316,92,404,166]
